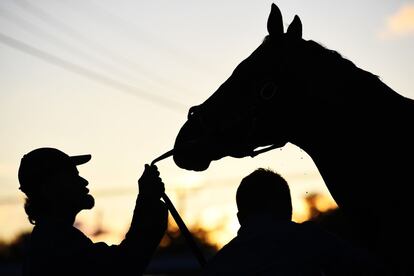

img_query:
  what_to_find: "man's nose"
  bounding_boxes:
[79,176,88,186]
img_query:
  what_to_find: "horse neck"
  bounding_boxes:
[289,61,413,146]
[284,63,414,218]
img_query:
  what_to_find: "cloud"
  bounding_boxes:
[379,3,414,39]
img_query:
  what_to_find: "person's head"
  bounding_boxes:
[236,168,292,225]
[18,147,94,224]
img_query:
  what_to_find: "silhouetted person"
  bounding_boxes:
[201,168,380,276]
[18,147,168,276]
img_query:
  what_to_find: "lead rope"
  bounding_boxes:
[150,149,207,267]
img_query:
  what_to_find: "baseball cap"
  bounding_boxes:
[18,147,91,195]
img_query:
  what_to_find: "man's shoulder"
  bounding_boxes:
[31,220,93,248]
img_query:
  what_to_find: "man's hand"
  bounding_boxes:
[138,164,165,200]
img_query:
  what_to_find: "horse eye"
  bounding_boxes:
[260,82,278,100]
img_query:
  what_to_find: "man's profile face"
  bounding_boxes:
[49,165,95,213]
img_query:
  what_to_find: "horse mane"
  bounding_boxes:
[263,34,411,113]
[296,38,407,104]
[263,35,380,85]
[305,40,358,72]
[300,39,387,86]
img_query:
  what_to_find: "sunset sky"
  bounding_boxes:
[1,0,413,247]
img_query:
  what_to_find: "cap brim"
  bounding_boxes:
[70,154,91,165]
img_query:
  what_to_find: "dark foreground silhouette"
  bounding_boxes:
[201,168,378,276]
[173,3,414,275]
[18,147,168,276]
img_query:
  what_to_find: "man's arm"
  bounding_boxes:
[117,164,168,275]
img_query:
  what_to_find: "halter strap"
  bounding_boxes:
[249,144,280,158]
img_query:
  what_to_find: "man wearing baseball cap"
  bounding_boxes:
[18,147,168,276]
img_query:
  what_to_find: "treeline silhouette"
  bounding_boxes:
[0,193,338,275]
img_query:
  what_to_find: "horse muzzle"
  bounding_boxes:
[173,141,213,171]
[173,120,216,171]
[173,117,265,171]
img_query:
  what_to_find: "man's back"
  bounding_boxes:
[202,215,374,276]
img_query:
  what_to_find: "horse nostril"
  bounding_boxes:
[188,106,198,119]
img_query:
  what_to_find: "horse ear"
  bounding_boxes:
[287,15,302,39]
[267,3,284,36]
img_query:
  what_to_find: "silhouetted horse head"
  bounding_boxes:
[174,4,312,171]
